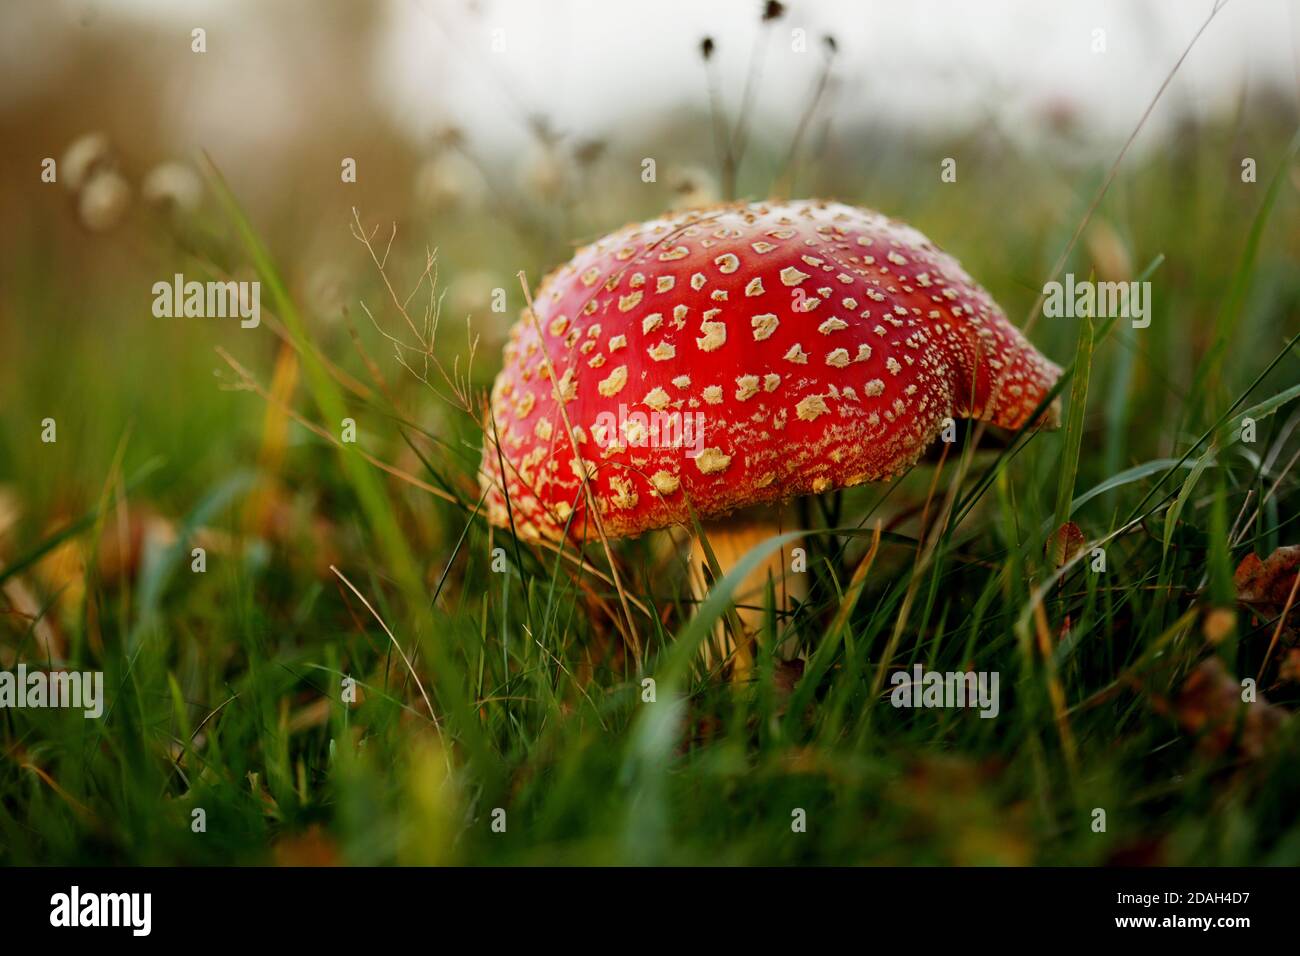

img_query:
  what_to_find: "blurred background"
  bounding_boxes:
[0,0,1298,865]
[2,0,1296,495]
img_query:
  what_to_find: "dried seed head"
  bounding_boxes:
[141,161,203,212]
[78,170,131,231]
[61,132,112,192]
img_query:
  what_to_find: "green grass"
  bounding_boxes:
[2,94,1299,866]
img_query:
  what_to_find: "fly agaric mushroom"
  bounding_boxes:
[480,200,1060,654]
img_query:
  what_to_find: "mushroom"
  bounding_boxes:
[480,200,1061,668]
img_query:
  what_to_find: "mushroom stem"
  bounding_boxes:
[689,502,805,678]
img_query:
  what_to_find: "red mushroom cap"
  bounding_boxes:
[481,200,1060,542]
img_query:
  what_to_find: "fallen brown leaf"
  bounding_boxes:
[1235,545,1300,630]
[1278,648,1300,686]
[1175,657,1286,759]
[272,824,339,867]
